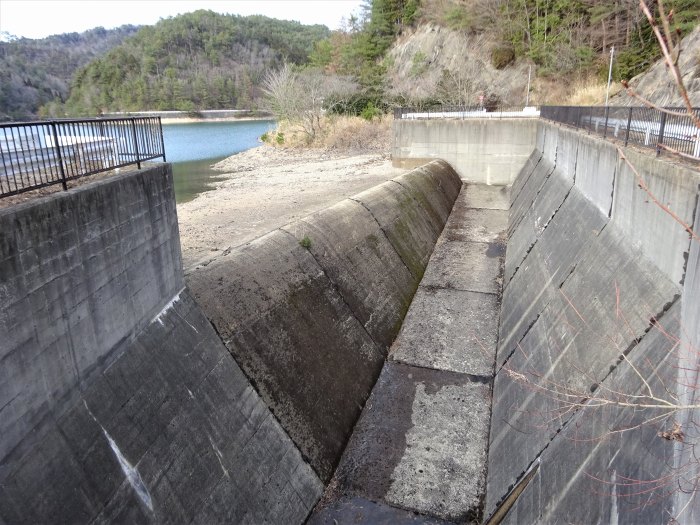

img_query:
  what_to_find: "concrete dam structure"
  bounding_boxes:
[1,116,699,524]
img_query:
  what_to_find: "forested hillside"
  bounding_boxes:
[0,26,139,120]
[302,0,700,107]
[48,11,329,116]
[2,0,698,120]
[356,0,700,106]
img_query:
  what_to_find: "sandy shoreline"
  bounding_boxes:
[177,144,407,273]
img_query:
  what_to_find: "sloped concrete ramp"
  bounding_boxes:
[188,160,462,483]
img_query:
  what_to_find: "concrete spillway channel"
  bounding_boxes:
[185,160,507,524]
[2,157,500,523]
[4,118,698,524]
[309,183,509,523]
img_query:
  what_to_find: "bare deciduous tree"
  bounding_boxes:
[262,64,358,141]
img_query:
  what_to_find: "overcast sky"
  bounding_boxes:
[0,0,365,39]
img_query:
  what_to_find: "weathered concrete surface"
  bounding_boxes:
[188,162,462,482]
[308,496,454,524]
[461,182,510,211]
[282,199,416,349]
[509,149,542,206]
[573,131,617,216]
[420,240,503,294]
[611,148,698,286]
[312,183,507,524]
[676,201,700,523]
[391,287,499,376]
[489,220,679,519]
[497,186,608,365]
[352,181,439,281]
[392,119,537,184]
[0,164,183,476]
[0,290,323,524]
[0,165,326,524]
[439,179,509,250]
[503,168,573,286]
[508,156,555,237]
[329,362,491,522]
[487,120,700,524]
[500,303,681,525]
[188,229,383,482]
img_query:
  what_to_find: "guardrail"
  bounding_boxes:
[393,105,541,120]
[540,105,700,160]
[1,116,166,198]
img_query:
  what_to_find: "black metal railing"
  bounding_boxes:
[0,116,166,198]
[393,105,541,120]
[541,106,700,160]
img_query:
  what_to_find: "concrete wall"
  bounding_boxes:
[1,165,183,473]
[0,165,323,523]
[487,122,700,523]
[392,119,537,185]
[188,160,462,482]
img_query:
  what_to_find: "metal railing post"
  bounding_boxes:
[51,122,68,191]
[131,117,141,169]
[158,117,167,162]
[656,111,667,156]
[624,107,633,146]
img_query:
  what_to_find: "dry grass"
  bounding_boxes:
[527,76,623,106]
[568,80,623,106]
[263,115,393,155]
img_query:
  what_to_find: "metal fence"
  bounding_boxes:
[541,106,700,160]
[0,116,166,198]
[394,105,541,120]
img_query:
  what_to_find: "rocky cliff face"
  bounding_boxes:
[612,25,700,107]
[385,23,531,106]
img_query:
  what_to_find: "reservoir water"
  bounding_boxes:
[163,119,275,203]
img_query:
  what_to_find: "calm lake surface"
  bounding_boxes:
[163,120,275,203]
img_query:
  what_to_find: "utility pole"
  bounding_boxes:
[526,65,532,106]
[605,45,615,106]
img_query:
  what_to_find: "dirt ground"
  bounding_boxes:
[176,144,408,274]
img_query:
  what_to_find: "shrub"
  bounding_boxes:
[491,46,515,69]
[360,102,381,121]
[300,235,312,249]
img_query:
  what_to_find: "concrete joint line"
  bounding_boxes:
[494,293,683,513]
[593,293,681,395]
[348,196,415,280]
[496,307,544,374]
[607,162,617,219]
[420,282,498,298]
[508,161,556,238]
[389,357,493,384]
[507,182,574,287]
[278,228,379,349]
[513,153,543,200]
[485,458,541,525]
